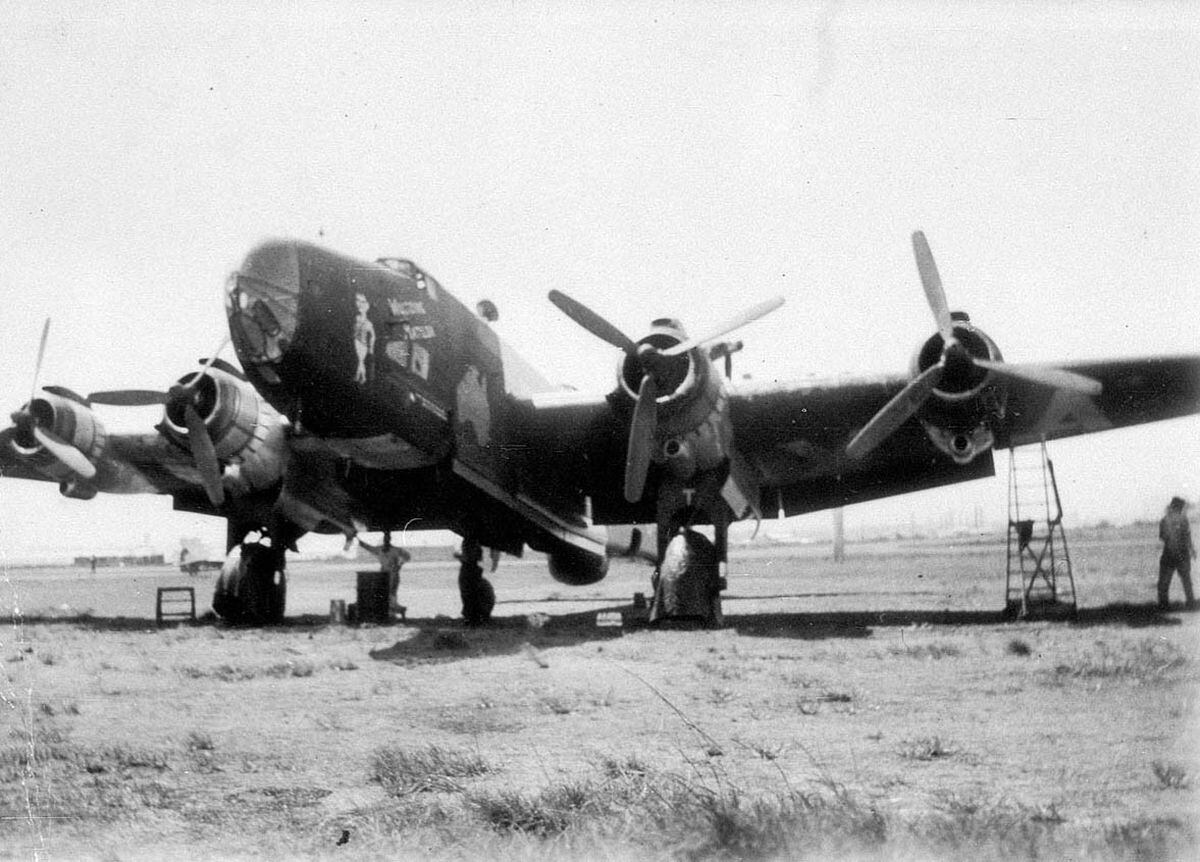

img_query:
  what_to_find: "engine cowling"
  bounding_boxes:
[160,367,285,495]
[9,392,106,496]
[617,320,732,482]
[910,312,1006,463]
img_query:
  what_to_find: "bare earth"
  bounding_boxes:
[2,527,1197,861]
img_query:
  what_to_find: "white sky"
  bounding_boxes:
[1,1,1198,562]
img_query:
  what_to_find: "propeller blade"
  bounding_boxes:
[974,358,1102,396]
[88,389,169,407]
[184,403,225,506]
[624,376,658,503]
[30,318,50,402]
[199,333,232,377]
[179,333,234,391]
[32,426,97,479]
[661,296,785,357]
[846,363,944,460]
[41,386,91,406]
[548,290,639,354]
[912,231,956,346]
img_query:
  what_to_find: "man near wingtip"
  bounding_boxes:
[1158,496,1196,611]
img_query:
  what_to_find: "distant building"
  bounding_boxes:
[74,554,165,568]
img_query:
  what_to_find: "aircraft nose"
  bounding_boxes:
[226,240,301,383]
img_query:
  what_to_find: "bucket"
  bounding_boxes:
[329,599,347,624]
[356,570,391,624]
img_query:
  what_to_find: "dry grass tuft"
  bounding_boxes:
[372,745,492,795]
[890,642,962,660]
[184,731,215,752]
[1152,761,1189,790]
[1006,639,1032,657]
[1052,638,1188,682]
[899,736,957,761]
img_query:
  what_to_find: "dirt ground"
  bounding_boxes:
[2,526,1197,861]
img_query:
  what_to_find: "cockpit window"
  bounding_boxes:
[376,258,418,277]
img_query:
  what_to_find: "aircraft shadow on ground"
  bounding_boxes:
[9,601,1181,656]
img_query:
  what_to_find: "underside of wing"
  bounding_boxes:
[1001,355,1200,448]
[730,375,996,517]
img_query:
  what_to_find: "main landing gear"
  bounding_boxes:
[650,528,724,627]
[648,481,729,628]
[457,536,496,626]
[212,524,294,625]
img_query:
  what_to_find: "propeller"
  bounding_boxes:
[86,389,167,407]
[624,376,658,503]
[846,232,1102,460]
[89,333,232,505]
[9,319,98,480]
[548,290,783,502]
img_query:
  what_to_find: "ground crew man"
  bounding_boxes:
[359,532,411,618]
[1158,496,1196,611]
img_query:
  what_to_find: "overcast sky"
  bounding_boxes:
[1,2,1197,563]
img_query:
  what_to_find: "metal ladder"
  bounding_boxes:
[1005,439,1077,619]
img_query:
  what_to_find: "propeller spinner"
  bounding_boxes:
[845,232,1102,460]
[548,290,783,503]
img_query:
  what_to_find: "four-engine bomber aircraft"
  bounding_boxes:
[3,231,1198,624]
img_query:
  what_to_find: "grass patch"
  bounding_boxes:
[372,745,492,795]
[185,731,215,752]
[1052,638,1187,681]
[467,784,588,836]
[176,661,317,681]
[1006,639,1032,657]
[889,642,962,660]
[899,736,957,761]
[1152,761,1189,790]
[598,754,652,779]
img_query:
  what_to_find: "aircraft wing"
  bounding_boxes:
[524,379,996,522]
[999,355,1200,447]
[731,354,1200,517]
[729,374,999,517]
[0,427,218,498]
[529,354,1200,523]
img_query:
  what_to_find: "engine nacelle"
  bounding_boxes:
[910,313,1006,464]
[545,541,609,586]
[617,319,732,481]
[9,392,106,492]
[160,367,285,494]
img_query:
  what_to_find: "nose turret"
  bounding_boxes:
[226,240,302,393]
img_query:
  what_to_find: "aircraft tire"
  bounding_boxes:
[650,529,722,628]
[212,543,285,626]
[462,577,495,626]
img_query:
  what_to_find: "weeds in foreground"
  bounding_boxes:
[6,735,1196,860]
[372,745,492,795]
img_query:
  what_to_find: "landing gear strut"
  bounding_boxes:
[648,478,729,628]
[458,537,495,626]
[212,542,287,625]
[212,522,294,625]
[650,529,723,627]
